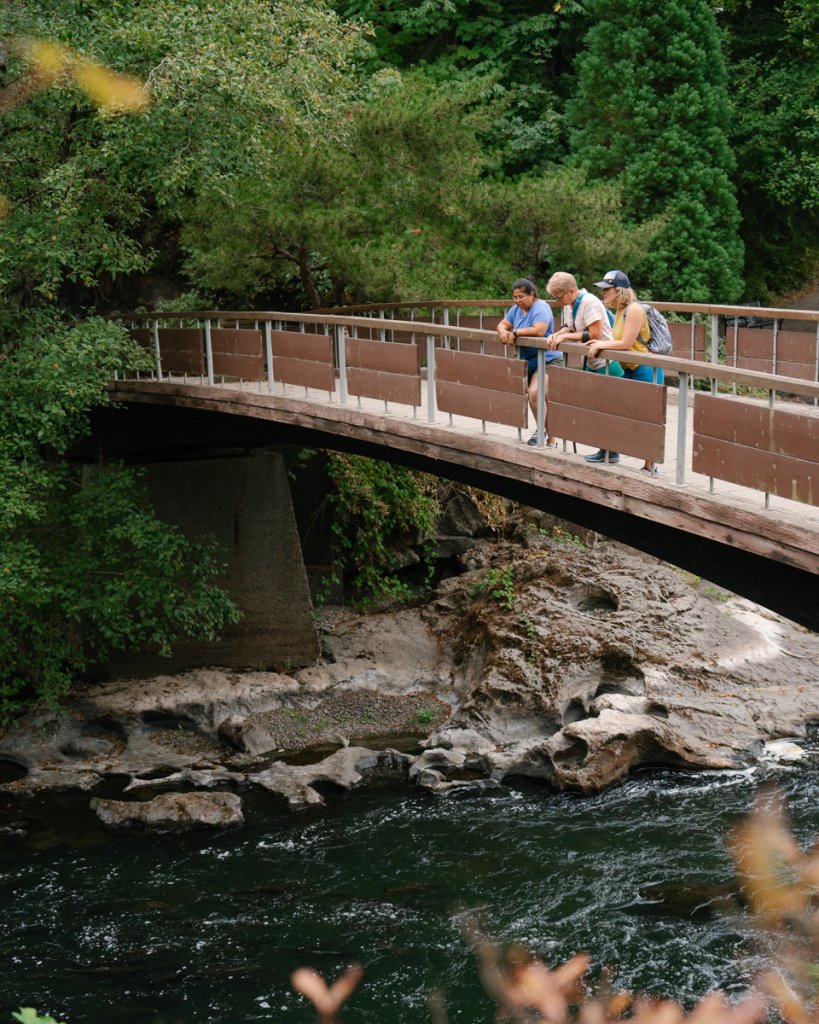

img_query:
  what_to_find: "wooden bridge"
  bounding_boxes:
[87,300,819,633]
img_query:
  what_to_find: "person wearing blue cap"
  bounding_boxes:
[585,270,663,475]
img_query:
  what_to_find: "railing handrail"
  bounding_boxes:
[306,299,819,323]
[112,302,819,322]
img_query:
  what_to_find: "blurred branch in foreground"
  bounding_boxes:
[0,37,148,116]
[0,35,148,220]
[730,788,819,1024]
[291,963,364,1023]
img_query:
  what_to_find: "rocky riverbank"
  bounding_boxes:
[1,516,817,831]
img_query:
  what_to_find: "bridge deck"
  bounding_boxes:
[220,376,819,533]
[105,373,819,626]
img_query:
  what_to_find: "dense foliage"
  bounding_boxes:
[332,0,584,175]
[182,66,659,307]
[717,0,819,299]
[0,314,241,720]
[321,453,440,610]
[331,0,817,302]
[566,0,743,301]
[0,0,364,719]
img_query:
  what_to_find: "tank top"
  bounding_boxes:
[613,303,650,371]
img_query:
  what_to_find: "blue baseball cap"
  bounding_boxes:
[593,270,630,289]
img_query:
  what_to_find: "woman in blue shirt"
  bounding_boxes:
[496,278,560,446]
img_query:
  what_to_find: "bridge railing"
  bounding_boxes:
[111,308,819,511]
[313,299,819,379]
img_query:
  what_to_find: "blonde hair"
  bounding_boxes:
[547,271,577,298]
[612,286,638,310]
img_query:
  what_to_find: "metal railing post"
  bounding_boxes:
[709,313,719,366]
[676,372,689,486]
[152,318,162,380]
[264,320,275,393]
[535,349,545,447]
[336,324,348,406]
[426,335,436,423]
[204,318,214,385]
[772,318,779,374]
[765,388,775,509]
[708,377,717,492]
[815,323,819,408]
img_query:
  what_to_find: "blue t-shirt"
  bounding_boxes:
[505,298,559,364]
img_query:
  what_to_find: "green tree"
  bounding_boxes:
[570,0,744,301]
[0,0,365,719]
[715,0,819,300]
[183,70,662,307]
[0,0,364,309]
[182,71,509,305]
[331,0,586,176]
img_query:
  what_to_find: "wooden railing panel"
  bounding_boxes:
[778,332,818,362]
[727,328,775,362]
[725,328,818,379]
[347,368,421,406]
[693,394,818,505]
[210,328,264,380]
[669,322,707,358]
[436,349,527,394]
[548,366,666,424]
[436,381,528,428]
[388,330,417,345]
[775,361,817,381]
[548,367,667,463]
[457,338,507,358]
[157,328,204,375]
[270,330,333,362]
[270,330,335,391]
[272,356,335,392]
[778,332,818,381]
[128,327,152,351]
[435,349,528,428]
[346,338,420,375]
[345,338,421,405]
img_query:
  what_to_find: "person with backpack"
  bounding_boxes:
[545,271,623,378]
[586,269,668,475]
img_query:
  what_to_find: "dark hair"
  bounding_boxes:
[511,277,537,295]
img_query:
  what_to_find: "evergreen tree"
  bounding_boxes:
[716,0,819,300]
[570,0,743,301]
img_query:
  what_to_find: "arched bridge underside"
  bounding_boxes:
[83,382,819,633]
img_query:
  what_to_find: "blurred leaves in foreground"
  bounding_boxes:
[1,37,148,115]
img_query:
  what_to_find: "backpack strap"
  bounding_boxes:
[570,292,584,329]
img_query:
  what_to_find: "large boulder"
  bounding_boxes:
[90,792,243,830]
[250,747,410,810]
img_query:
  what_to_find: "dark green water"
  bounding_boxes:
[1,756,817,1024]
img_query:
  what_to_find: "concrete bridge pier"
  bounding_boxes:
[103,449,318,678]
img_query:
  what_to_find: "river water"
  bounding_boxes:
[1,754,817,1024]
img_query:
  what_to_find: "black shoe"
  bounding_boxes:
[584,450,620,464]
[527,432,539,445]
